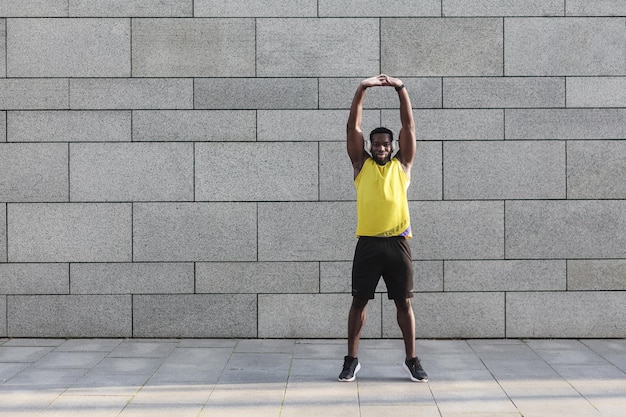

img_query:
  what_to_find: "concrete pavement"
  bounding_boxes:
[1,338,625,416]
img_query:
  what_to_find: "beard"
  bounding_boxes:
[372,153,391,165]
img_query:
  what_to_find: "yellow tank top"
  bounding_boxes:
[354,158,412,238]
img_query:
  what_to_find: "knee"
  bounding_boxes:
[394,298,412,312]
[351,298,369,310]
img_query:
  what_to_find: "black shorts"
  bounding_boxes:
[351,236,414,300]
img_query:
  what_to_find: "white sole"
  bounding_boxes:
[338,362,361,382]
[403,362,428,382]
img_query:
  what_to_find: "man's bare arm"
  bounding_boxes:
[347,75,391,178]
[385,76,416,174]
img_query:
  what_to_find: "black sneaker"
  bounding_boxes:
[403,357,428,382]
[338,356,361,382]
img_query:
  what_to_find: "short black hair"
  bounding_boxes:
[369,127,393,142]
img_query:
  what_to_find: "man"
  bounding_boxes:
[338,74,428,383]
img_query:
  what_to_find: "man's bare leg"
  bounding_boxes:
[394,298,416,360]
[347,297,369,357]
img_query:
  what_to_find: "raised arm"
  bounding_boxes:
[385,75,416,174]
[347,75,388,177]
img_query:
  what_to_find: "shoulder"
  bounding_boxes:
[391,157,411,179]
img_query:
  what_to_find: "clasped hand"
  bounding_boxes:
[360,74,402,89]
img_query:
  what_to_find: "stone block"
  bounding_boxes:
[258,110,379,142]
[194,78,317,109]
[257,18,379,76]
[133,110,255,142]
[568,260,626,290]
[444,260,566,291]
[506,109,626,140]
[506,292,626,338]
[7,18,130,77]
[8,111,130,142]
[403,109,503,141]
[0,205,5,262]
[383,292,505,338]
[413,261,445,292]
[320,260,443,293]
[382,18,503,76]
[7,203,132,262]
[195,142,318,201]
[0,20,5,78]
[132,18,254,77]
[195,0,316,16]
[319,141,357,202]
[319,0,440,16]
[0,79,68,110]
[410,142,443,200]
[0,112,5,142]
[443,0,564,16]
[320,261,358,294]
[443,77,565,108]
[319,77,442,109]
[70,142,194,202]
[133,294,257,337]
[0,1,67,16]
[568,141,626,199]
[0,143,68,202]
[410,201,504,260]
[0,263,69,294]
[444,141,566,199]
[0,296,5,336]
[258,202,356,261]
[258,294,382,338]
[196,262,319,294]
[567,77,626,107]
[506,200,626,259]
[7,295,132,337]
[70,78,193,110]
[70,0,192,16]
[70,263,194,294]
[133,203,257,261]
[505,18,626,76]
[567,0,626,16]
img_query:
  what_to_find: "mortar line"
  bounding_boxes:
[67,143,71,201]
[503,200,507,260]
[4,203,7,263]
[502,17,505,76]
[131,203,134,262]
[4,19,7,78]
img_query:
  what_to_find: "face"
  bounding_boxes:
[370,133,392,165]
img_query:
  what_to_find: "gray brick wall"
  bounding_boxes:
[1,0,625,338]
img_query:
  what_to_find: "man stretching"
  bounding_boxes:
[339,74,428,383]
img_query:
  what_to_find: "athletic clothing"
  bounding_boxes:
[354,158,411,238]
[351,157,414,300]
[351,236,414,300]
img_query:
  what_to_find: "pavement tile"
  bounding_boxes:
[3,367,88,389]
[0,386,64,416]
[234,338,296,353]
[131,384,213,405]
[0,362,29,383]
[0,338,622,416]
[108,340,178,358]
[360,405,440,417]
[55,339,123,352]
[35,394,131,417]
[119,402,204,417]
[31,351,108,369]
[0,346,55,362]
